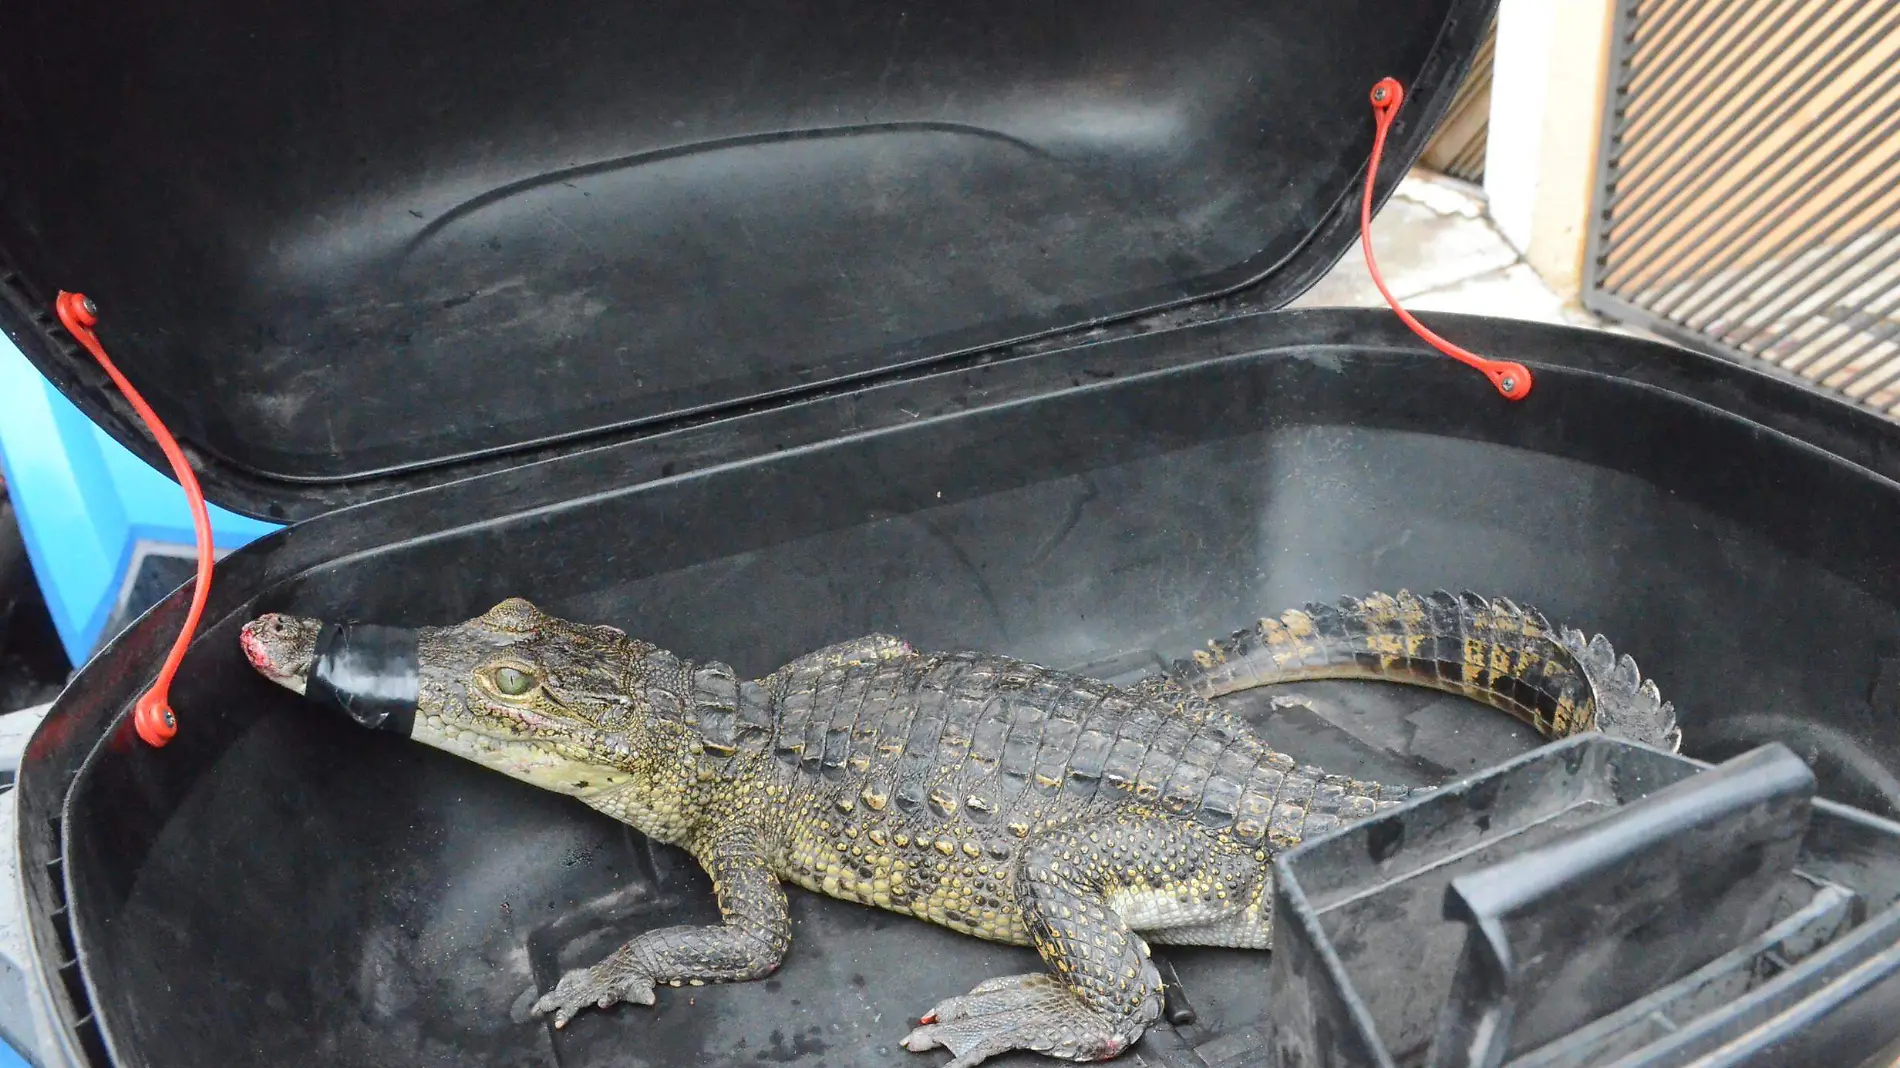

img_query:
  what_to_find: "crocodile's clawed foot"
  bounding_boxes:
[901,973,1134,1067]
[531,959,658,1028]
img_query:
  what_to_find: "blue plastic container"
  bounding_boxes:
[0,335,279,666]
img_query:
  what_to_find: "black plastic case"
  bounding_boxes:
[7,2,1900,1067]
[1270,736,1900,1068]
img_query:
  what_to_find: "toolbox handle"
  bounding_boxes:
[1427,742,1816,1068]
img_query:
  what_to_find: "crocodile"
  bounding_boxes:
[239,589,1678,1068]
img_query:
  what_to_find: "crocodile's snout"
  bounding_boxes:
[238,623,270,671]
[240,612,325,695]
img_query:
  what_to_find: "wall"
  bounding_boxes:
[1483,0,1618,301]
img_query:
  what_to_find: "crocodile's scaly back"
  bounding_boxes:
[751,642,1409,949]
[1170,590,1679,752]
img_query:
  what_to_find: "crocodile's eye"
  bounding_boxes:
[492,665,536,697]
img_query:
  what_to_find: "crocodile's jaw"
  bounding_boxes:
[407,709,633,800]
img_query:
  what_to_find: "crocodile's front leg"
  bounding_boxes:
[903,810,1262,1067]
[532,828,789,1028]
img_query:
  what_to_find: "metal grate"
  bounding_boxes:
[1584,0,1900,417]
[1421,19,1496,184]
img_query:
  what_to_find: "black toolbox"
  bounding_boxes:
[7,2,1900,1066]
[1266,736,1900,1068]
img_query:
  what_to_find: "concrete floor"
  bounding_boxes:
[1289,169,1630,332]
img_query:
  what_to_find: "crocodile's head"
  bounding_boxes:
[240,613,325,694]
[242,599,708,839]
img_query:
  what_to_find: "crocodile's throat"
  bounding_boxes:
[407,707,641,802]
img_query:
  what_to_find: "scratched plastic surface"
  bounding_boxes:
[45,316,1900,1067]
[0,0,1477,496]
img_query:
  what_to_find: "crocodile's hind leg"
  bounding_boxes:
[901,808,1262,1067]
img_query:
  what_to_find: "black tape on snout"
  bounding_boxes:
[307,624,420,736]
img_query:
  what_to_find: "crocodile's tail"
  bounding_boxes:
[1172,590,1680,753]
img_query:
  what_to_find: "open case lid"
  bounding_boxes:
[0,0,1494,522]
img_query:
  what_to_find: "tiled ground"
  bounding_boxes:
[1289,169,1638,334]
